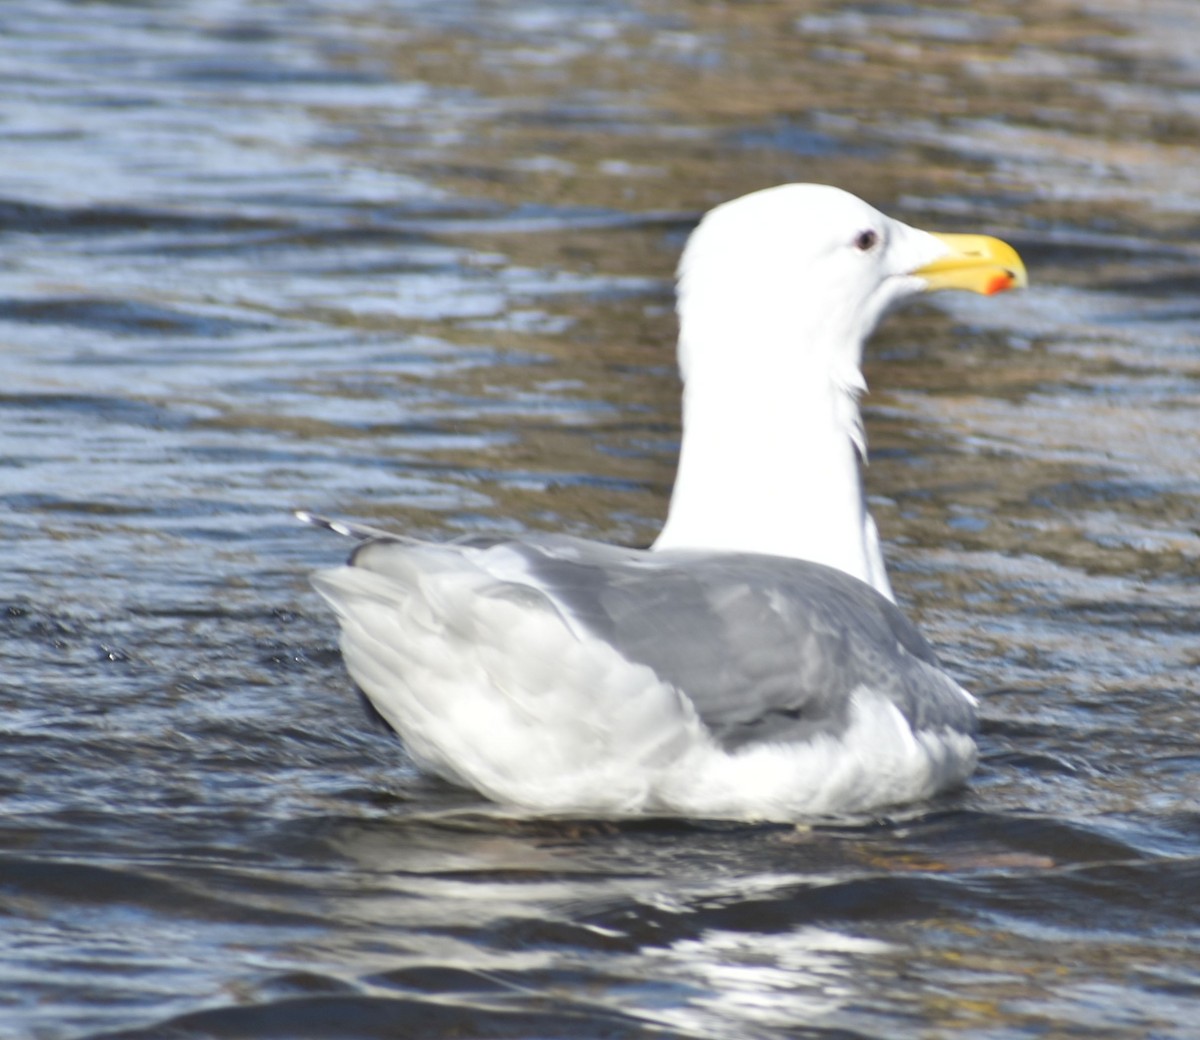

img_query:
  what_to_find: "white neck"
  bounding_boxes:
[652,320,893,601]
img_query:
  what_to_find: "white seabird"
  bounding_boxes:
[302,183,1027,821]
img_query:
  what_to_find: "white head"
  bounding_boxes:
[656,183,1026,596]
[675,183,1024,388]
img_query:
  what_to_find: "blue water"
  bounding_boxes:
[2,1,1199,1036]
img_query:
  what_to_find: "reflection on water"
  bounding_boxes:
[2,0,1200,1037]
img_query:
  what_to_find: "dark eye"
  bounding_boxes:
[853,229,879,252]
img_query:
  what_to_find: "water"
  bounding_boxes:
[2,0,1199,1036]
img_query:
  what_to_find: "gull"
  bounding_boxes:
[301,183,1026,820]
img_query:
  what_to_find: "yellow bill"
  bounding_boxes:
[916,233,1028,296]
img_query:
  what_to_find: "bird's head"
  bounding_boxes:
[674,183,1026,385]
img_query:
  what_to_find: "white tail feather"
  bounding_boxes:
[312,557,709,813]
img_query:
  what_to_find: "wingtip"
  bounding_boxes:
[295,510,407,542]
[295,510,356,537]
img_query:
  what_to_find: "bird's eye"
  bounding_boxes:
[853,229,879,252]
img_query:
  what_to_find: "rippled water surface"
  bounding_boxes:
[3,1,1200,1036]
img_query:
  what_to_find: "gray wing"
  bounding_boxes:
[505,535,975,750]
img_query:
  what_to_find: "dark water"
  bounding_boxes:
[3,0,1200,1036]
